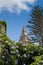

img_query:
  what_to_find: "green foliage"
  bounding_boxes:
[0,35,16,65]
[13,43,43,65]
[30,55,43,65]
[27,5,43,45]
[0,36,43,65]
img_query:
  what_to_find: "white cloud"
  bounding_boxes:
[0,0,37,13]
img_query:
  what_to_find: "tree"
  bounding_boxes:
[27,5,43,46]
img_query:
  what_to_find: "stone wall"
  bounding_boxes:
[0,24,6,35]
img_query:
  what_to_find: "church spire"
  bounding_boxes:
[22,26,26,33]
[19,26,30,44]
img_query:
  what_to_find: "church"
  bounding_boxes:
[19,26,30,44]
[0,21,30,44]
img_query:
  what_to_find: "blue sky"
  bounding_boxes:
[0,0,43,42]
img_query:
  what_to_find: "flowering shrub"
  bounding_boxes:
[14,43,43,65]
[0,39,43,65]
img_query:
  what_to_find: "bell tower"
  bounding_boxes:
[19,26,30,44]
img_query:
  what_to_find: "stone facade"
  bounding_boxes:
[19,26,30,44]
[0,21,6,51]
[0,24,6,35]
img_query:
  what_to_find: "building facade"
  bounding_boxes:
[0,21,6,35]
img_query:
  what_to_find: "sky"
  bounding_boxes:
[0,0,43,42]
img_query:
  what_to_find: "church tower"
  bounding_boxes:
[0,21,7,54]
[0,21,7,43]
[19,26,30,44]
[0,21,7,35]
